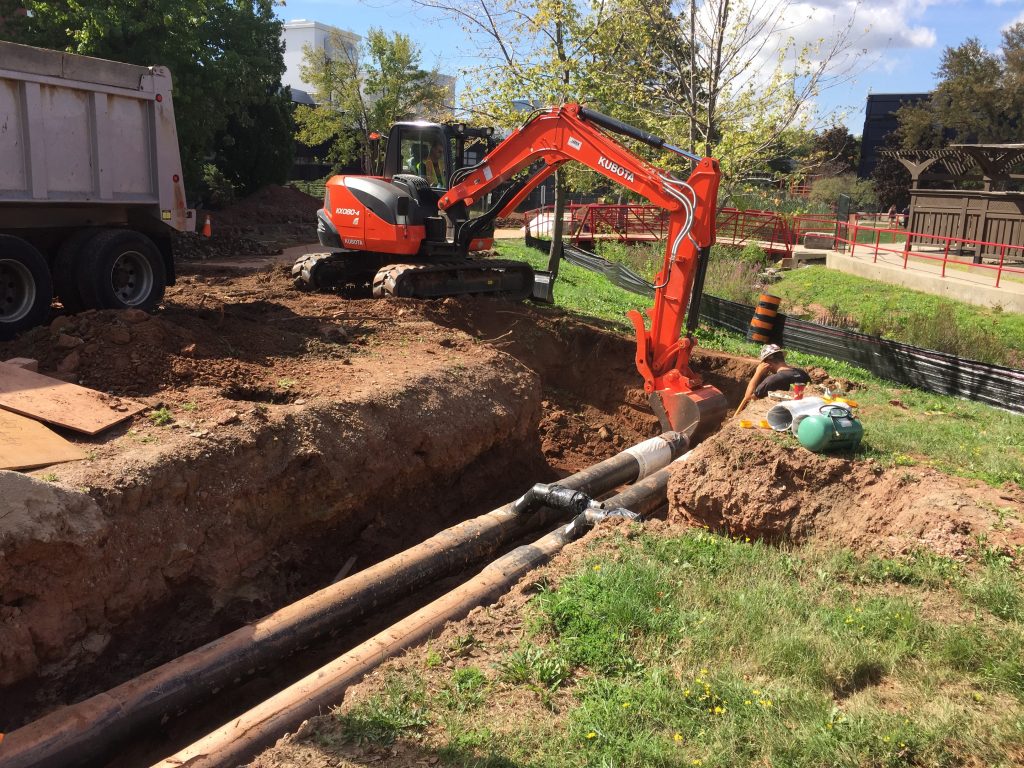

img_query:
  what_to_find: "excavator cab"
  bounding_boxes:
[383,122,497,189]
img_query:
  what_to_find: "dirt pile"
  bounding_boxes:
[210,184,321,242]
[170,185,321,260]
[669,426,1024,557]
[1,269,394,403]
[172,232,279,262]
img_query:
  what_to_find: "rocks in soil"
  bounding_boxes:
[57,350,80,374]
[55,333,84,350]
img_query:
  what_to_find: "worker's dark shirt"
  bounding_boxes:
[755,367,810,398]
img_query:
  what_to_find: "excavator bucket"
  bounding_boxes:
[649,385,729,442]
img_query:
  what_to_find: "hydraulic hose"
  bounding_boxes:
[0,432,687,768]
[150,459,683,768]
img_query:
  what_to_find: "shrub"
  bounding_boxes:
[809,175,877,210]
[739,242,770,265]
[703,258,763,305]
[201,164,236,209]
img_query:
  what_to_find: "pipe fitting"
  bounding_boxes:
[512,483,594,516]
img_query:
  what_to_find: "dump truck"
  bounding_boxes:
[0,41,193,340]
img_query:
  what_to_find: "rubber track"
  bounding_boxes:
[371,259,534,300]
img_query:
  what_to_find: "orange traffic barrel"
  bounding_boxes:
[747,293,780,343]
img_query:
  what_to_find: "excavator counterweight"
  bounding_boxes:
[294,103,728,438]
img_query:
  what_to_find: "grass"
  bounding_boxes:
[316,530,1024,767]
[494,240,1024,488]
[694,325,1024,487]
[503,241,638,332]
[769,266,1024,367]
[148,407,174,426]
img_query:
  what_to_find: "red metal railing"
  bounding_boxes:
[715,207,793,255]
[525,203,670,243]
[841,219,1024,288]
[791,214,841,244]
[525,203,1024,289]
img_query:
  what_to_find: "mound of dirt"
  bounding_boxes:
[1,269,388,402]
[669,426,1024,558]
[172,232,279,262]
[210,184,321,241]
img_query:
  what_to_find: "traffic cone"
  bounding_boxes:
[201,214,212,238]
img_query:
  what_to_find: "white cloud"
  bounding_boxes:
[784,0,937,55]
[1003,9,1024,29]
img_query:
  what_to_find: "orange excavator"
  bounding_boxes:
[293,103,728,437]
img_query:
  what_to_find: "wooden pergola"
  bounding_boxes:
[881,145,1024,257]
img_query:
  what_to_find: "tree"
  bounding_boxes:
[896,25,1024,149]
[0,0,294,201]
[871,132,911,210]
[294,28,450,174]
[803,126,860,177]
[809,175,877,210]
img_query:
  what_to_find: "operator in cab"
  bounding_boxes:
[735,344,810,414]
[423,140,446,186]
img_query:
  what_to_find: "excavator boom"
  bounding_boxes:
[440,103,727,439]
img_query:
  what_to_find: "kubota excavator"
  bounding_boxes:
[293,103,728,438]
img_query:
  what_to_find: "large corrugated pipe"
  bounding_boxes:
[151,462,682,768]
[0,433,687,768]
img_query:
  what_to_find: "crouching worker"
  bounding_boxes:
[735,344,810,415]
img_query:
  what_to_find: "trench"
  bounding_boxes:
[0,302,753,768]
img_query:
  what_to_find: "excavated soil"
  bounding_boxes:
[668,420,1024,558]
[0,264,730,730]
[174,184,321,261]
[5,223,1019,759]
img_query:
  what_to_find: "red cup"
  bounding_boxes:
[793,383,806,400]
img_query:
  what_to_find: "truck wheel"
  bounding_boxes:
[53,228,99,314]
[77,229,166,312]
[0,235,53,340]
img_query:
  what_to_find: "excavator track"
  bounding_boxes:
[371,259,535,300]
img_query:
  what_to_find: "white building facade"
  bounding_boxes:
[281,19,361,105]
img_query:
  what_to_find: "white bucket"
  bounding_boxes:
[765,397,826,433]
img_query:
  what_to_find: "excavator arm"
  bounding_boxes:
[441,103,727,438]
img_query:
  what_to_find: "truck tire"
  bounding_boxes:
[53,228,99,314]
[0,235,53,340]
[76,229,166,312]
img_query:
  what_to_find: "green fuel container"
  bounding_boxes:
[796,405,863,452]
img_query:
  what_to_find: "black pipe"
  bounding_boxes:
[151,454,687,768]
[686,245,712,334]
[0,433,687,768]
[579,106,669,151]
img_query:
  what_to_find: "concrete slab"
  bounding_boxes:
[823,249,1024,313]
[781,251,827,269]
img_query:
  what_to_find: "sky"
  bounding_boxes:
[278,0,1024,135]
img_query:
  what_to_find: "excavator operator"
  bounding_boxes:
[423,141,446,186]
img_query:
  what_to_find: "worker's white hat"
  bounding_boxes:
[759,343,784,362]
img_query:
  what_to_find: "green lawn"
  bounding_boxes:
[314,529,1024,767]
[494,241,1024,488]
[769,266,1024,367]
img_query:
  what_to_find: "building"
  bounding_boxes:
[857,92,930,178]
[281,19,361,105]
[281,18,455,113]
[281,19,456,180]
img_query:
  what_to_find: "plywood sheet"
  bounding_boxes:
[0,409,87,470]
[0,362,145,435]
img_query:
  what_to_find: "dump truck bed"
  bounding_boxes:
[0,40,192,232]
